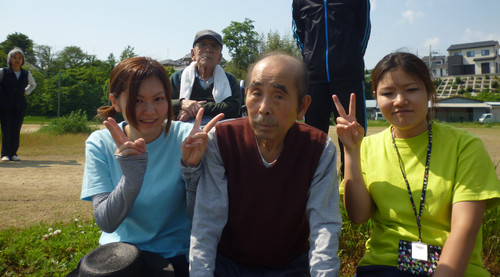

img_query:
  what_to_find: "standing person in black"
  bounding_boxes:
[0,47,36,161]
[292,0,370,174]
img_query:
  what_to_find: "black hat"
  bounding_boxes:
[193,29,223,47]
[66,242,174,277]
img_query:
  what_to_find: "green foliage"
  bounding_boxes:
[52,46,94,71]
[39,110,98,134]
[119,45,136,61]
[455,76,463,84]
[475,91,500,102]
[222,18,260,79]
[0,219,100,276]
[433,78,442,88]
[164,66,176,78]
[0,32,36,65]
[34,44,55,72]
[259,31,301,58]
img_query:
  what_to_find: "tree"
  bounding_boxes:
[222,18,259,79]
[34,44,55,71]
[0,32,36,65]
[259,31,301,58]
[53,46,93,70]
[120,45,136,61]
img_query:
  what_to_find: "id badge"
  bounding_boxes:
[398,240,441,276]
[411,241,428,260]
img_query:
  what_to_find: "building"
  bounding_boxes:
[447,40,500,76]
[434,96,491,122]
[421,55,448,78]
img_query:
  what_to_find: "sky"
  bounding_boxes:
[2,0,500,70]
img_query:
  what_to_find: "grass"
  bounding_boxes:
[0,122,499,276]
[0,219,100,276]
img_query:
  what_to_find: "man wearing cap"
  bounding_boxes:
[182,52,342,276]
[171,29,242,124]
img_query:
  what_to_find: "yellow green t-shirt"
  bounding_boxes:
[350,122,500,276]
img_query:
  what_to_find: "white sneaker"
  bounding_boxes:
[1,156,10,161]
[10,155,21,161]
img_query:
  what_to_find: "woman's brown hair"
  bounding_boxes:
[97,57,174,136]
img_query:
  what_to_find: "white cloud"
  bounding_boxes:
[401,10,424,24]
[462,28,500,43]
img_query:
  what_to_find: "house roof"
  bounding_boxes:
[447,40,499,51]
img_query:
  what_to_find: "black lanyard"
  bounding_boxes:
[391,123,432,242]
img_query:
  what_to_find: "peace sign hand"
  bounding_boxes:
[104,117,147,156]
[332,93,365,151]
[181,108,224,167]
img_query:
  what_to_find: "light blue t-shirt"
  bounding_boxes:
[81,120,193,258]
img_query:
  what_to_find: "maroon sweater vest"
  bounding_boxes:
[215,118,327,267]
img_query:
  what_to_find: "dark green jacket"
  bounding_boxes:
[170,69,242,119]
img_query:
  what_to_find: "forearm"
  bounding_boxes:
[201,100,239,118]
[25,72,36,95]
[92,153,147,232]
[308,139,341,276]
[433,201,487,277]
[190,134,228,276]
[181,161,202,219]
[202,82,241,118]
[343,147,373,224]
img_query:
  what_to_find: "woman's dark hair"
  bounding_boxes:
[97,57,174,136]
[372,52,437,120]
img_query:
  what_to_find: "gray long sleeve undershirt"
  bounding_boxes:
[185,129,342,277]
[92,152,148,233]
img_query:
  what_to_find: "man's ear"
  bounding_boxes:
[110,94,121,113]
[297,95,311,120]
[216,52,223,65]
[190,49,196,62]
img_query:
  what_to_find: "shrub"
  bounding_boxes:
[39,110,98,135]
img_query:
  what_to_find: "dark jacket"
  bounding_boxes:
[292,0,371,82]
[0,68,29,110]
[170,69,242,119]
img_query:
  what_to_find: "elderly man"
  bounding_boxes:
[171,29,242,124]
[182,52,342,276]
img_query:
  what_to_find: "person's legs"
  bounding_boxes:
[266,251,309,277]
[214,252,310,277]
[330,80,366,176]
[165,254,189,277]
[356,265,424,277]
[0,109,14,158]
[305,82,333,134]
[10,108,25,158]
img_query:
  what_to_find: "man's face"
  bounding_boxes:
[191,38,222,69]
[246,56,309,144]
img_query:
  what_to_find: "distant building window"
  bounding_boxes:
[466,51,475,57]
[481,49,490,56]
[453,52,462,56]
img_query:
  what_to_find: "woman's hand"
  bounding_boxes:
[332,93,365,151]
[104,117,147,156]
[181,108,224,167]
